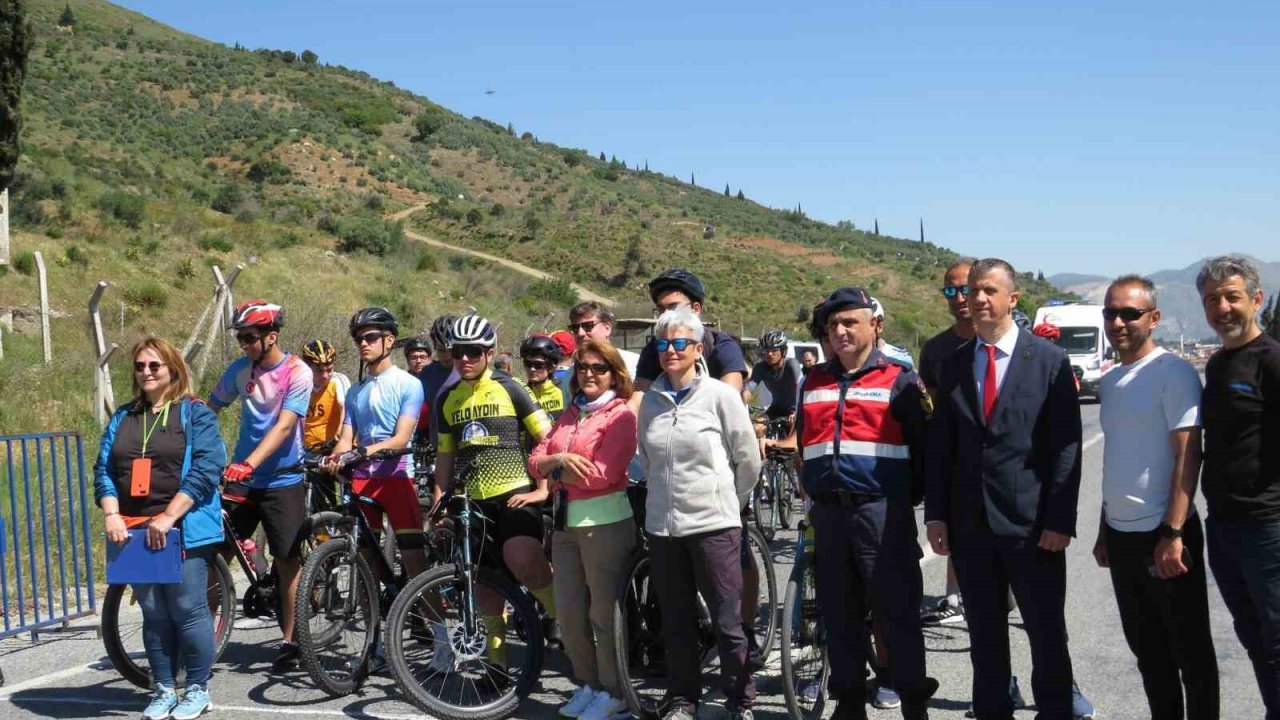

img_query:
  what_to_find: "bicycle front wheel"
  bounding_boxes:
[777,461,796,530]
[295,537,379,696]
[385,563,544,720]
[102,553,235,689]
[781,555,829,720]
[753,466,779,543]
[745,525,778,664]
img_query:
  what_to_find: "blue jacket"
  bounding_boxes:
[94,397,226,550]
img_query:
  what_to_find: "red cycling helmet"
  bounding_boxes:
[1033,322,1061,340]
[230,300,285,330]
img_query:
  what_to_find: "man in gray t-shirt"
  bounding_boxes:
[1094,275,1218,719]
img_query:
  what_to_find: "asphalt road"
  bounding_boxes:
[0,402,1264,719]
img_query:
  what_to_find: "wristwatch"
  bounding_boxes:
[1156,523,1183,540]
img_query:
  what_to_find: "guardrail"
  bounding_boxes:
[0,432,97,640]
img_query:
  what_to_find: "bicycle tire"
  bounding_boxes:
[777,462,795,530]
[753,464,779,543]
[295,538,379,696]
[781,556,829,720]
[613,551,663,720]
[102,553,235,689]
[385,563,544,720]
[744,524,778,663]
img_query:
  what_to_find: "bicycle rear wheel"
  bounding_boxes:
[753,465,779,542]
[744,525,778,663]
[781,555,829,720]
[385,563,544,720]
[102,553,235,689]
[777,461,797,530]
[295,537,379,696]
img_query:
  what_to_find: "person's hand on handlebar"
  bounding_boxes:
[322,446,366,472]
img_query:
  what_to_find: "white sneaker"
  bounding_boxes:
[428,623,455,674]
[559,685,598,718]
[579,691,629,720]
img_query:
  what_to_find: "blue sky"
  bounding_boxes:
[116,0,1279,279]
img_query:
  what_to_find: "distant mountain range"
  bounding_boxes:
[1049,257,1280,341]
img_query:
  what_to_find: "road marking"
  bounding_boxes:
[0,661,104,698]
[2,696,428,719]
[918,431,1103,566]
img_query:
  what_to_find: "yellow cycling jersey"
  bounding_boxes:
[437,368,552,500]
[525,379,567,422]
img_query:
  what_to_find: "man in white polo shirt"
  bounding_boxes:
[1093,274,1218,719]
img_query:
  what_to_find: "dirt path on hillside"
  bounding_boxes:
[386,205,615,306]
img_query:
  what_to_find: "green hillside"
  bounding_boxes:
[1,0,1064,436]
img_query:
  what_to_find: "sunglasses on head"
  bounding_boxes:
[940,285,969,299]
[523,359,551,371]
[353,331,386,346]
[568,319,600,333]
[1102,307,1153,323]
[451,345,486,360]
[235,332,262,346]
[655,338,695,352]
[134,361,166,373]
[575,361,611,376]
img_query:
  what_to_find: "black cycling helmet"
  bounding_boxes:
[759,330,788,350]
[349,306,399,339]
[449,314,497,348]
[648,268,707,304]
[1012,308,1031,330]
[519,335,562,363]
[430,314,457,349]
[402,336,431,356]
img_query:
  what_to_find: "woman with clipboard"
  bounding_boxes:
[95,337,227,720]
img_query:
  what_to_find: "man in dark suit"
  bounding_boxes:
[925,258,1083,720]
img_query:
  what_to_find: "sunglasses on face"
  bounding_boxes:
[523,359,551,371]
[575,361,612,376]
[1102,307,1153,323]
[354,331,386,346]
[134,361,166,373]
[568,319,600,334]
[655,338,695,352]
[940,285,970,299]
[235,333,262,346]
[451,345,486,360]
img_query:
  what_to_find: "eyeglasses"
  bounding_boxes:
[940,285,969,299]
[523,359,551,371]
[235,332,262,346]
[354,331,386,346]
[568,319,600,334]
[655,338,695,352]
[134,361,166,373]
[1102,307,1153,323]
[575,361,612,376]
[451,345,486,360]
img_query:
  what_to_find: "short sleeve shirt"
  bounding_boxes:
[304,373,351,450]
[1099,347,1202,531]
[748,358,804,418]
[209,353,313,488]
[344,365,425,479]
[636,327,748,383]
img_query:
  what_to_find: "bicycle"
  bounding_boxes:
[754,417,798,542]
[612,482,777,720]
[781,518,829,720]
[382,481,544,720]
[101,460,327,689]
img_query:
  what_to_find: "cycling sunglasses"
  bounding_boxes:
[655,338,696,353]
[353,331,386,346]
[235,332,262,346]
[1102,307,1153,323]
[575,361,612,376]
[451,345,486,360]
[523,359,552,371]
[567,319,600,334]
[940,285,969,299]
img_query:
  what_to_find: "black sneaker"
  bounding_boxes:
[920,597,964,626]
[271,641,300,673]
[543,616,563,651]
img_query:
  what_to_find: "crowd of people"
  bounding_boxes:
[91,253,1280,720]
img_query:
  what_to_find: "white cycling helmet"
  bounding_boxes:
[869,296,885,320]
[449,314,497,348]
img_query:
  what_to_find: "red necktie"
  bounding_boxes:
[983,344,998,422]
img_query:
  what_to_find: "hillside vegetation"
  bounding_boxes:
[2,0,1064,438]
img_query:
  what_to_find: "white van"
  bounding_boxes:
[786,341,825,367]
[1033,303,1116,398]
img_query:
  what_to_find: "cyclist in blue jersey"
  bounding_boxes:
[209,300,313,673]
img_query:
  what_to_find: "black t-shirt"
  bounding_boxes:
[109,403,186,517]
[1202,333,1280,521]
[918,327,971,392]
[636,327,748,383]
[749,358,803,417]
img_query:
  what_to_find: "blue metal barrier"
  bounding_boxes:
[0,432,97,640]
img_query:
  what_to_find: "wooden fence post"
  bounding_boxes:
[88,281,118,426]
[0,188,10,266]
[34,251,51,364]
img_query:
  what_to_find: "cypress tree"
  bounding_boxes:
[736,189,744,200]
[57,2,74,27]
[874,218,880,235]
[724,184,730,197]
[1,0,33,191]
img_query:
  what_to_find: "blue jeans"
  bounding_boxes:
[1207,516,1280,719]
[132,544,215,688]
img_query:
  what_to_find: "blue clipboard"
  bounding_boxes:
[106,528,182,584]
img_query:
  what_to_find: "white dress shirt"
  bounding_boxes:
[974,325,1020,404]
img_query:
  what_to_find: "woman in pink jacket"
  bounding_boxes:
[530,338,638,720]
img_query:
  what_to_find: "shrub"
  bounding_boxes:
[96,191,147,229]
[64,245,88,268]
[176,258,196,279]
[198,235,234,252]
[489,203,505,217]
[526,278,578,307]
[416,252,437,272]
[13,250,35,276]
[124,283,169,309]
[336,215,398,256]
[211,183,245,214]
[465,208,483,226]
